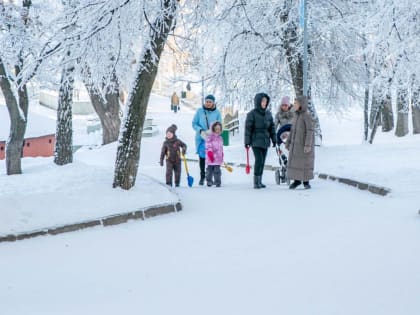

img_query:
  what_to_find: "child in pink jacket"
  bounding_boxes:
[205,121,224,187]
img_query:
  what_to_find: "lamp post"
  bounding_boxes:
[301,0,309,97]
[201,75,204,105]
[200,46,205,105]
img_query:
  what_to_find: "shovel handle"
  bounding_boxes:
[245,147,251,174]
[181,152,189,174]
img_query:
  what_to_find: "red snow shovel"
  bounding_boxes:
[245,147,251,174]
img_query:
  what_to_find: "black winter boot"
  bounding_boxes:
[289,180,302,189]
[259,176,266,188]
[199,175,205,186]
[254,176,262,189]
[303,181,311,189]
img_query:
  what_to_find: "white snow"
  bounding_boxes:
[0,103,56,140]
[1,94,420,315]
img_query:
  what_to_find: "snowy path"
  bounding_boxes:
[1,96,420,315]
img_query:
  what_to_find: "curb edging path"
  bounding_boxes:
[316,173,391,196]
[0,202,182,244]
[186,158,391,196]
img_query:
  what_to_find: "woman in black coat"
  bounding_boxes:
[244,92,276,189]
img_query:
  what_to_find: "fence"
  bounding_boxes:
[224,118,239,136]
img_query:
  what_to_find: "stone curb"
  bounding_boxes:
[0,202,182,244]
[185,158,391,196]
[316,173,391,196]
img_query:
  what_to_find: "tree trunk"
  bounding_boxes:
[281,5,304,97]
[395,87,409,137]
[54,62,75,165]
[85,73,121,145]
[369,106,381,144]
[381,92,394,132]
[411,83,420,134]
[88,89,121,145]
[362,39,370,142]
[369,86,394,142]
[369,86,383,144]
[113,0,178,190]
[370,86,382,128]
[364,87,369,141]
[0,60,29,175]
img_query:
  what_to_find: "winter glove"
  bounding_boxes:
[182,148,186,155]
[245,144,250,149]
[159,160,164,167]
[207,151,215,162]
[304,146,311,153]
[200,130,208,140]
[272,142,277,148]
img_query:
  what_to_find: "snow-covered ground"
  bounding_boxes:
[0,101,102,145]
[1,95,420,315]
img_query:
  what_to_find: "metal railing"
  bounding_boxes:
[224,118,239,136]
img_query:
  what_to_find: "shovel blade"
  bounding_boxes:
[187,175,194,187]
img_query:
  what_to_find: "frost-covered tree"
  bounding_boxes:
[178,0,419,143]
[113,0,179,190]
[0,0,33,175]
[19,0,183,189]
[54,0,77,166]
[178,0,369,142]
[20,0,139,150]
[364,0,419,141]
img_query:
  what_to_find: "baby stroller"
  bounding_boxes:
[274,124,291,185]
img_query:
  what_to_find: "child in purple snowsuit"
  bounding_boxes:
[160,124,187,187]
[205,121,224,187]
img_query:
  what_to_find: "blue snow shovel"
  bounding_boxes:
[181,152,194,187]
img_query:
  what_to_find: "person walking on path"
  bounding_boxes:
[285,96,315,189]
[192,94,222,185]
[205,122,224,187]
[274,96,294,130]
[160,124,187,187]
[244,92,276,189]
[171,92,180,113]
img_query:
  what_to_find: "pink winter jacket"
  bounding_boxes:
[205,132,224,166]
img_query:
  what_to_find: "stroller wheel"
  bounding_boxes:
[275,169,281,185]
[283,169,290,185]
[280,167,287,183]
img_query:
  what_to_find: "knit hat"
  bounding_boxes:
[281,96,290,106]
[205,94,215,103]
[166,124,177,135]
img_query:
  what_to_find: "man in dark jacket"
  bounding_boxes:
[244,93,276,189]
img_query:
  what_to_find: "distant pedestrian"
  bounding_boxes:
[192,94,222,185]
[160,124,187,187]
[205,122,224,187]
[171,92,180,113]
[244,92,276,189]
[285,96,315,189]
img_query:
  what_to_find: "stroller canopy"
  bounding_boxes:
[276,123,292,145]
